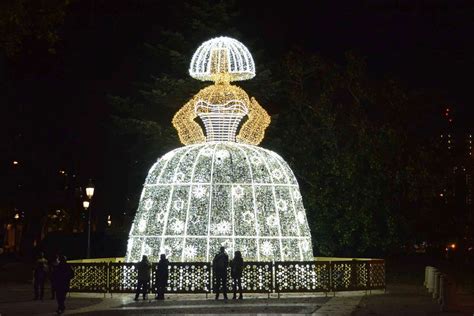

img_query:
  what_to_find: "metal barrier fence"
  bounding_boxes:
[69,260,385,294]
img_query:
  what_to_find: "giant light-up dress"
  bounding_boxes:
[126,37,313,262]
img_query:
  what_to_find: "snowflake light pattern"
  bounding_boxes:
[171,220,185,234]
[192,185,207,199]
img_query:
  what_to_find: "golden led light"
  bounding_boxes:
[173,39,270,145]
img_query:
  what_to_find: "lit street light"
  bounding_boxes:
[86,179,95,199]
[83,179,95,258]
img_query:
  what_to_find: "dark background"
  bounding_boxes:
[1,0,473,258]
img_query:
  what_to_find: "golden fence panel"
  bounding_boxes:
[331,261,369,291]
[69,263,108,293]
[369,260,385,289]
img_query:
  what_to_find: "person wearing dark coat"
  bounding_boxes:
[155,254,169,300]
[33,252,48,300]
[212,246,229,300]
[230,250,244,299]
[49,254,59,299]
[134,255,152,300]
[52,255,74,315]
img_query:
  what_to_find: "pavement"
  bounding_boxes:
[0,282,473,316]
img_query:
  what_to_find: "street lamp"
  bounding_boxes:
[83,200,90,210]
[86,179,95,199]
[83,179,94,259]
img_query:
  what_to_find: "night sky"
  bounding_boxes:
[2,0,473,217]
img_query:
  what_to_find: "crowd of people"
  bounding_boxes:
[32,246,244,314]
[133,246,245,301]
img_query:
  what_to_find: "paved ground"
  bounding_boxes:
[353,284,474,316]
[1,282,473,315]
[0,282,363,316]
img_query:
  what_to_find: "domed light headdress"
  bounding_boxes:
[173,36,270,145]
[189,36,256,82]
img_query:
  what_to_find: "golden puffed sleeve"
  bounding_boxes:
[236,97,271,145]
[172,98,206,145]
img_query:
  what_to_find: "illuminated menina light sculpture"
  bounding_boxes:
[126,36,313,262]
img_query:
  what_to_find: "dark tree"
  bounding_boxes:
[267,49,444,256]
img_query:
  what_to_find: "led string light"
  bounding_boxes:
[126,143,314,262]
[196,100,248,142]
[189,37,255,82]
[127,36,313,263]
[172,82,270,145]
[236,97,271,145]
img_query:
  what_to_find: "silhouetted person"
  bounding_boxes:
[135,255,151,300]
[230,250,244,299]
[49,254,59,299]
[52,255,74,315]
[213,246,229,300]
[155,254,169,300]
[33,252,48,300]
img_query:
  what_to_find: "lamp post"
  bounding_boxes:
[84,179,95,258]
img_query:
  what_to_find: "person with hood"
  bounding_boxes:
[134,255,151,300]
[212,246,229,300]
[155,254,169,300]
[33,252,48,300]
[230,250,244,299]
[52,255,74,314]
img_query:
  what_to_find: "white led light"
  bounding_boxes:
[261,241,274,256]
[196,100,248,142]
[242,210,254,224]
[138,219,147,232]
[127,37,313,263]
[144,199,153,211]
[126,143,313,262]
[266,214,279,227]
[189,36,255,82]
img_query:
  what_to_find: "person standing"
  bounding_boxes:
[155,254,169,300]
[213,246,229,300]
[52,255,74,315]
[230,250,244,299]
[33,252,48,300]
[134,255,151,301]
[49,254,59,299]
